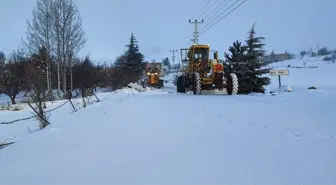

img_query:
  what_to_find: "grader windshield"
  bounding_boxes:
[180,45,210,69]
[192,47,209,63]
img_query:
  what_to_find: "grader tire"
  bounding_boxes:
[158,80,164,88]
[176,76,186,93]
[226,73,238,95]
[193,72,202,95]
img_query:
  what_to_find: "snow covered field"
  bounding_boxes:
[1,57,336,184]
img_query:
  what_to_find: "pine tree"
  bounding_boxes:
[270,50,275,56]
[224,40,249,94]
[269,50,276,63]
[244,23,270,93]
[224,40,247,73]
[115,33,145,86]
[162,57,171,70]
[300,50,307,58]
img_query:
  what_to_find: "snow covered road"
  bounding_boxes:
[1,57,336,184]
[1,86,336,184]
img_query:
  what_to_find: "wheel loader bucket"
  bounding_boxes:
[150,74,156,84]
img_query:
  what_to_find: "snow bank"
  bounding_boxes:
[0,93,109,143]
[127,82,147,92]
[0,81,157,144]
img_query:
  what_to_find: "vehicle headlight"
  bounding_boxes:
[147,73,150,75]
[154,73,158,75]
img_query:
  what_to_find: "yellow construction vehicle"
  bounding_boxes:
[144,62,164,88]
[176,44,238,95]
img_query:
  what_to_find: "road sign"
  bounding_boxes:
[269,69,289,87]
[269,69,289,76]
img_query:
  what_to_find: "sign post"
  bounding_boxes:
[269,69,289,87]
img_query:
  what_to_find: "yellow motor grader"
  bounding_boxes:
[176,44,238,95]
[144,62,164,88]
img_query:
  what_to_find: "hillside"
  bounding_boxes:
[267,56,335,91]
[0,57,336,184]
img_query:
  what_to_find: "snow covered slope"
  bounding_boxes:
[0,57,336,184]
[267,56,335,92]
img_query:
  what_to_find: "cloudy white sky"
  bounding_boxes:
[0,0,335,63]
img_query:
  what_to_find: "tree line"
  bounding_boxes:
[0,0,146,106]
[0,0,147,130]
[0,35,145,104]
[300,47,336,62]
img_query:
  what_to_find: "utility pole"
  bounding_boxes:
[169,49,178,70]
[189,19,203,44]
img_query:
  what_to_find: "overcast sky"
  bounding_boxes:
[0,0,335,63]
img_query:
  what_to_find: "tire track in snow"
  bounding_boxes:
[226,119,336,141]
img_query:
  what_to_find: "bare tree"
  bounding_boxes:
[23,0,53,96]
[51,0,86,98]
[25,47,50,129]
[23,0,86,99]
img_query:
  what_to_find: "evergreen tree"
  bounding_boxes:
[162,57,171,70]
[317,47,330,56]
[268,50,276,63]
[270,50,275,56]
[244,23,270,93]
[224,40,247,73]
[224,40,249,94]
[115,33,145,86]
[125,33,145,73]
[300,50,307,58]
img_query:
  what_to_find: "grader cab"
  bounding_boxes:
[176,44,238,95]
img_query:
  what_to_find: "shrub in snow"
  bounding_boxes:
[307,86,317,90]
[0,104,25,111]
[323,56,332,61]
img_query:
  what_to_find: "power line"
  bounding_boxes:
[194,0,221,21]
[199,0,242,34]
[199,0,248,36]
[198,0,233,31]
[190,0,215,20]
[189,0,230,32]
